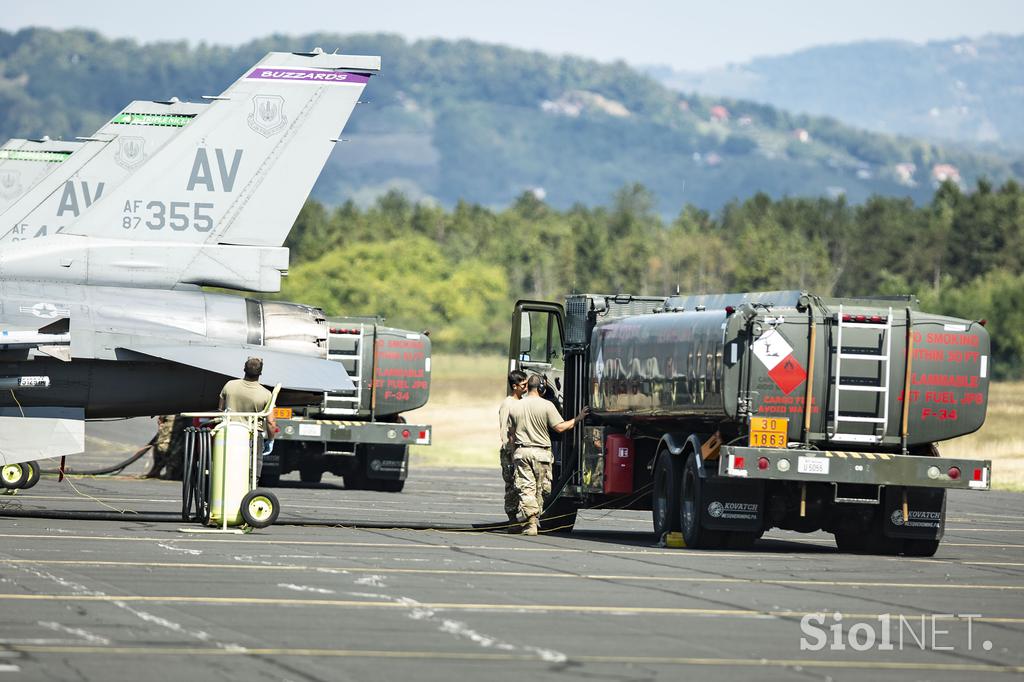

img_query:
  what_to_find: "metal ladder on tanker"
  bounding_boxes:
[323,323,366,416]
[829,305,894,444]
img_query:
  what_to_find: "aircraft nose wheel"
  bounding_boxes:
[241,488,280,528]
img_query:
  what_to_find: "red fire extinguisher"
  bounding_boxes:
[604,433,634,494]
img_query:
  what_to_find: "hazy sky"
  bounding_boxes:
[4,0,1024,70]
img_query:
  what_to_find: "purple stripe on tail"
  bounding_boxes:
[246,68,370,84]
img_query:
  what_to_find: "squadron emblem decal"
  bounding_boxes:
[114,136,146,169]
[0,170,22,200]
[247,95,288,137]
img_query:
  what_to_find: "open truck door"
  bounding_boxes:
[508,300,566,409]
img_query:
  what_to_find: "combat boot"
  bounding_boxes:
[521,516,538,536]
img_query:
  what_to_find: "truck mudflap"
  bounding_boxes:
[881,487,946,540]
[700,476,765,532]
[718,446,991,491]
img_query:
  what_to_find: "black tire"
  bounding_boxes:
[652,451,681,537]
[369,479,405,493]
[241,488,280,528]
[902,538,940,557]
[258,471,281,486]
[1,463,31,489]
[344,468,369,490]
[833,530,868,553]
[298,467,323,484]
[726,531,761,550]
[679,453,728,549]
[540,496,578,533]
[22,461,40,490]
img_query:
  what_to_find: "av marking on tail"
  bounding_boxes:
[187,148,243,192]
[57,181,105,218]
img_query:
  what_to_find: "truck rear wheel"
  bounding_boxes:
[833,530,868,553]
[369,479,405,493]
[902,538,940,557]
[680,453,728,549]
[652,451,681,537]
[299,466,323,484]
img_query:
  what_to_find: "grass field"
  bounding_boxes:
[411,354,1024,492]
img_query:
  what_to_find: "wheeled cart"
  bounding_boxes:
[181,386,282,531]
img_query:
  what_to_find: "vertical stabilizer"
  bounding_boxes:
[58,51,379,247]
[1,101,206,243]
[0,138,82,216]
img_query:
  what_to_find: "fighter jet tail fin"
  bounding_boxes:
[61,51,379,249]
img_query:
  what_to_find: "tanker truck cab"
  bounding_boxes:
[506,292,993,555]
[510,301,566,409]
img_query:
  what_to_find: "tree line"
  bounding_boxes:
[281,180,1024,376]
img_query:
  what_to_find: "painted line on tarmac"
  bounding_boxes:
[763,535,1024,550]
[4,532,1023,556]
[5,645,1024,673]
[4,558,1023,592]
[1,593,1022,624]
[944,528,1024,533]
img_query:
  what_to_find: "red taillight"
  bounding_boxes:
[842,314,852,322]
[733,456,746,469]
[419,430,428,440]
[948,466,961,480]
[401,429,411,439]
[757,457,770,470]
[855,314,866,323]
[869,315,884,323]
[973,468,984,481]
[725,306,735,315]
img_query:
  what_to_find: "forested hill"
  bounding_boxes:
[645,34,1024,154]
[0,28,1020,212]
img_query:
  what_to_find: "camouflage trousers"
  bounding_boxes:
[512,447,553,519]
[499,446,519,519]
[150,416,186,479]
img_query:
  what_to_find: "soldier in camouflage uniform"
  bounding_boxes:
[144,415,187,480]
[508,374,588,536]
[144,415,175,478]
[498,370,528,525]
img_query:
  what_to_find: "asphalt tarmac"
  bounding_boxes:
[1,436,1022,681]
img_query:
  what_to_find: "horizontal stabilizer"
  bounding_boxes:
[0,407,84,465]
[122,342,353,392]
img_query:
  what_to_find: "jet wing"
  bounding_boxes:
[122,343,353,392]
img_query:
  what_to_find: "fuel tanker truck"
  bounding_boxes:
[509,291,991,556]
[261,315,431,491]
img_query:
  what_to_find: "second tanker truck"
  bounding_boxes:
[509,290,992,556]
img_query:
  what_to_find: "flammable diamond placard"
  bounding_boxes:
[752,328,807,394]
[768,355,808,395]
